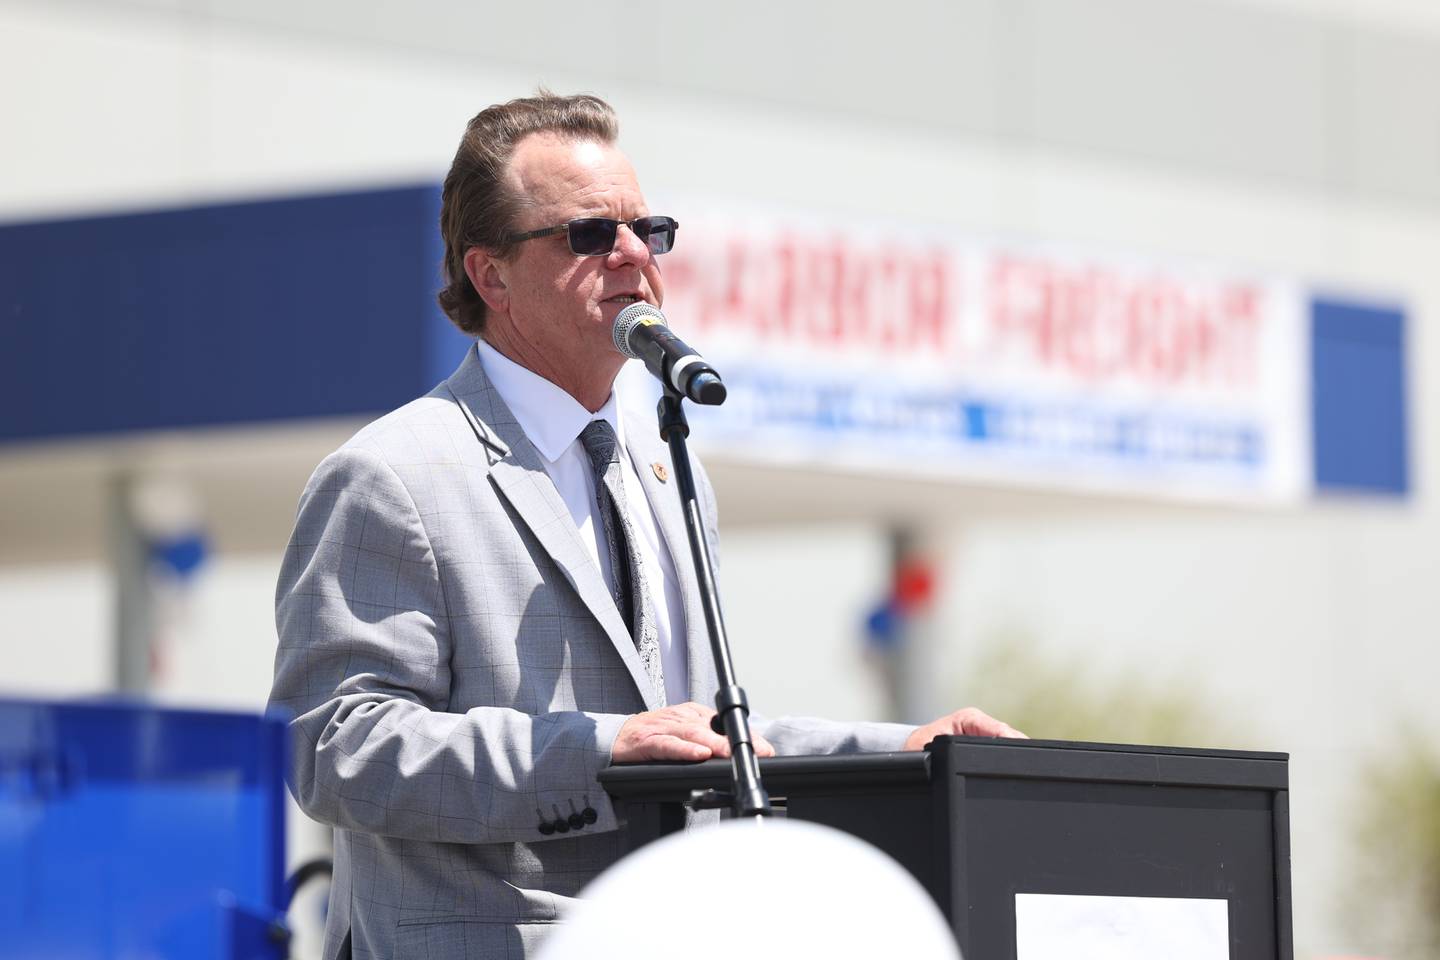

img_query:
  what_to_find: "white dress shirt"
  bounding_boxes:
[476,340,689,706]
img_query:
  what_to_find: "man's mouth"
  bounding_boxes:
[605,294,642,304]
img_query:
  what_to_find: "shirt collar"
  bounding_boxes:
[476,340,624,464]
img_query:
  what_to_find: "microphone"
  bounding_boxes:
[612,302,727,405]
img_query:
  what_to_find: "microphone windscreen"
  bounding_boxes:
[612,302,667,359]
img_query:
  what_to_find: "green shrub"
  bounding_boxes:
[953,629,1240,750]
[1342,729,1440,959]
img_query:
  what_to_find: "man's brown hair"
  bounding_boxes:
[437,91,620,336]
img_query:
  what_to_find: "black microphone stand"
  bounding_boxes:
[656,386,772,819]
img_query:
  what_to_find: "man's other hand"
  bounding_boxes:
[903,707,1028,751]
[613,702,777,763]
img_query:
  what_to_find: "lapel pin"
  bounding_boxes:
[651,462,669,483]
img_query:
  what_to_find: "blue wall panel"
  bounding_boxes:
[0,186,472,444]
[0,699,289,958]
[1310,298,1409,495]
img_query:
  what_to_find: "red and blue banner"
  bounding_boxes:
[0,187,1408,499]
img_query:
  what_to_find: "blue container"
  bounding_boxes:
[0,699,288,959]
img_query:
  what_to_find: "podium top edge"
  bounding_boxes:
[932,735,1288,790]
[936,735,1289,763]
[600,738,1289,797]
[600,751,928,793]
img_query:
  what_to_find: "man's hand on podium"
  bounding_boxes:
[613,701,778,763]
[903,707,1028,751]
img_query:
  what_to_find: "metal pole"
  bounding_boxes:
[885,524,945,725]
[109,472,152,695]
[657,389,771,819]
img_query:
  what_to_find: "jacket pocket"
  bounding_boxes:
[394,917,558,959]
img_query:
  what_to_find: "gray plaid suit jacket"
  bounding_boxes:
[269,346,913,960]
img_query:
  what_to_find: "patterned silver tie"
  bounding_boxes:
[579,420,665,705]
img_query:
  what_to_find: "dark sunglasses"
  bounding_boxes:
[507,215,679,257]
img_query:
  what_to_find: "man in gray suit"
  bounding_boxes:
[270,92,1022,960]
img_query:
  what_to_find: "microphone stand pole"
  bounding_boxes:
[656,386,772,819]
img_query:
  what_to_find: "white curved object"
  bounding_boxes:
[537,817,961,960]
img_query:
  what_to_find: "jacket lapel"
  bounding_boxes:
[442,348,660,711]
[623,417,720,706]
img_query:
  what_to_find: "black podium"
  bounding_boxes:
[600,736,1292,959]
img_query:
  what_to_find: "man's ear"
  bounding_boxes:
[464,247,509,315]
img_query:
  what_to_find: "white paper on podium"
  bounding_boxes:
[1015,893,1228,960]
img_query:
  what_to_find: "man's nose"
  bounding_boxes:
[607,222,650,267]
